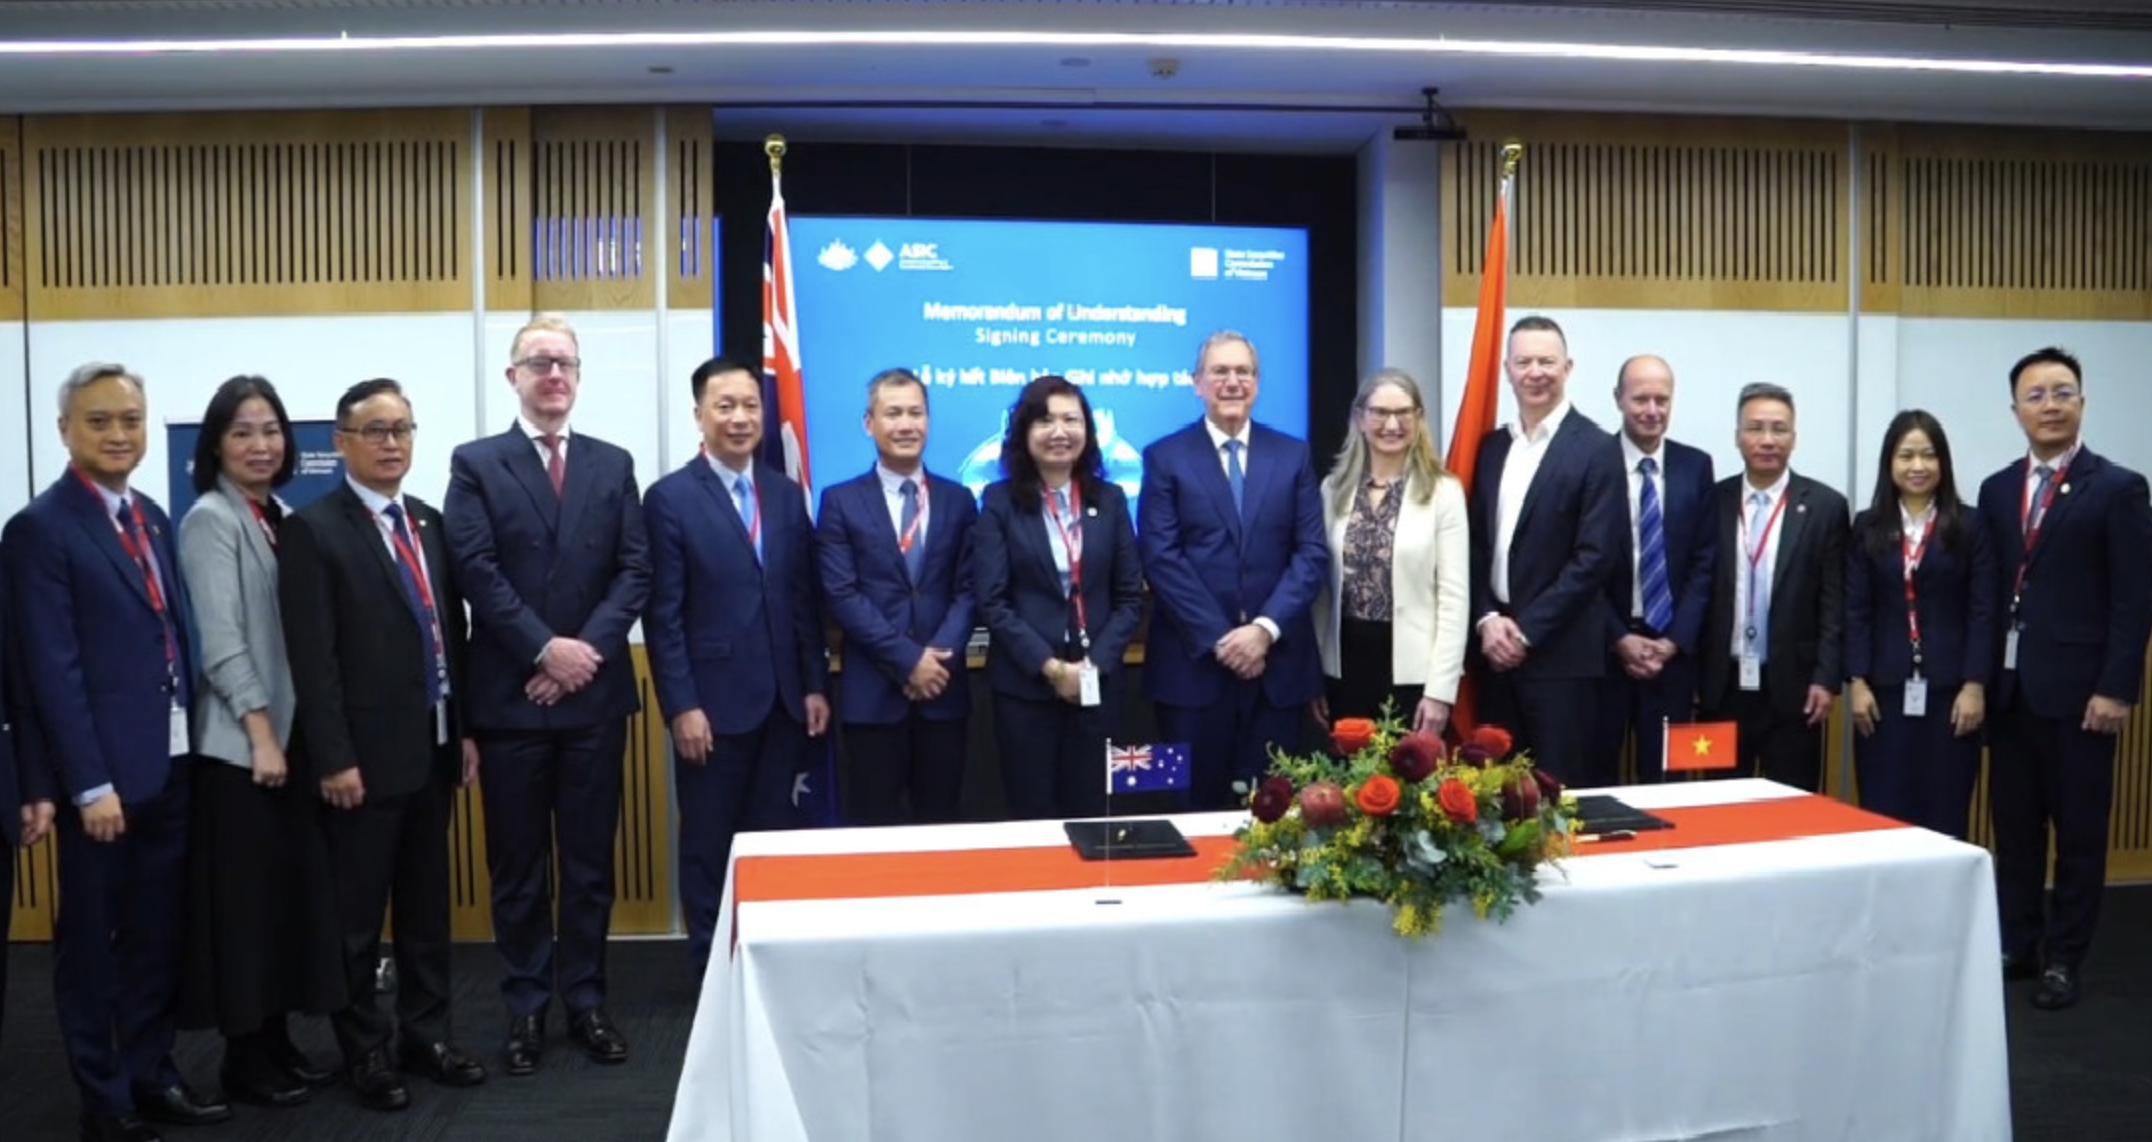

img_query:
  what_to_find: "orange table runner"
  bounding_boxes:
[732,794,1908,908]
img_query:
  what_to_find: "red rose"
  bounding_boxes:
[1470,725,1515,758]
[1436,777,1478,824]
[1331,718,1377,756]
[1388,731,1444,784]
[1456,742,1494,768]
[1355,775,1402,817]
[1531,767,1563,802]
[1251,776,1294,824]
[1300,781,1348,829]
[1500,773,1542,821]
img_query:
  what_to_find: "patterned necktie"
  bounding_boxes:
[732,474,761,564]
[1745,490,1774,662]
[2026,463,2056,535]
[1637,458,1674,633]
[382,503,445,705]
[120,497,188,707]
[1224,438,1246,519]
[540,433,565,497]
[899,478,925,581]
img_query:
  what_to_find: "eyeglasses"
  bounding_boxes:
[2017,386,2079,407]
[340,422,418,445]
[516,355,582,375]
[1362,406,1418,426]
[1203,365,1256,381]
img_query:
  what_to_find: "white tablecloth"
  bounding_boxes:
[667,780,2010,1142]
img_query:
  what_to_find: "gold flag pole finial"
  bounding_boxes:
[766,134,787,174]
[1500,140,1523,180]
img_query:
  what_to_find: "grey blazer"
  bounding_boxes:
[179,475,295,768]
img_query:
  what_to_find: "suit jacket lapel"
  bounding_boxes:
[554,437,599,545]
[68,483,155,612]
[215,478,278,579]
[2025,451,2096,572]
[337,485,411,613]
[1189,426,1242,544]
[1771,478,1810,586]
[502,428,563,534]
[691,459,756,552]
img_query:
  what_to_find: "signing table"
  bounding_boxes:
[667,780,2009,1142]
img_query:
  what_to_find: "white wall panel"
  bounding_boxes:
[0,321,30,521]
[478,310,665,493]
[660,309,720,485]
[1893,318,2152,482]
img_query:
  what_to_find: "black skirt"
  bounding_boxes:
[1327,617,1423,726]
[178,754,348,1035]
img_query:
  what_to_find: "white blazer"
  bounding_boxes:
[1313,471,1469,704]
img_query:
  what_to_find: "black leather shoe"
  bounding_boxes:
[130,1082,232,1127]
[503,1013,544,1077]
[399,1040,488,1087]
[2032,965,2080,1010]
[569,1007,630,1065]
[79,1112,161,1142]
[265,1035,336,1089]
[347,1047,411,1112]
[2002,952,2040,982]
[221,1053,311,1109]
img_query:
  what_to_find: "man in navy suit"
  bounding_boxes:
[2,566,59,1045]
[1592,355,1717,783]
[1139,331,1328,809]
[4,364,229,1142]
[645,357,830,975]
[444,317,650,1073]
[1468,316,1629,784]
[1978,347,2152,1011]
[816,368,977,826]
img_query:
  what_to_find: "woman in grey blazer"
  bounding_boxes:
[175,376,343,1108]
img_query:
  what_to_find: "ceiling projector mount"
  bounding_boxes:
[1395,87,1468,141]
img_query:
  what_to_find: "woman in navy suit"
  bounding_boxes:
[971,376,1145,820]
[1845,409,1997,839]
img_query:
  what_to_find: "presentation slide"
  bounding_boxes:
[790,216,1309,500]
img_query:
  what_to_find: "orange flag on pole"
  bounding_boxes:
[1445,143,1520,740]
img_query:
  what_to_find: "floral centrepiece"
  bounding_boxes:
[1217,714,1577,938]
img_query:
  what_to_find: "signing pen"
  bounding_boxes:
[1576,829,1637,843]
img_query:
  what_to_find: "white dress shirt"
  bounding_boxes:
[1620,432,1666,620]
[1729,469,1791,659]
[520,415,570,471]
[1489,400,1573,606]
[877,462,928,546]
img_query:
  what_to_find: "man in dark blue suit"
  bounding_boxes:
[645,357,830,975]
[1978,347,2152,1011]
[816,368,977,826]
[4,363,229,1142]
[1593,355,1717,783]
[1139,331,1328,809]
[1468,317,1629,785]
[2,564,59,1045]
[444,317,650,1074]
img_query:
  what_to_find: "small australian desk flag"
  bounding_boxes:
[1107,741,1191,794]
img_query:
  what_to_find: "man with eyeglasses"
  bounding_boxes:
[1139,330,1328,809]
[1976,347,2152,1011]
[281,378,487,1111]
[1696,382,1848,793]
[444,316,650,1073]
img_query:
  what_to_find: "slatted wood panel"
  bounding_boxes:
[483,106,534,313]
[7,831,55,942]
[1443,114,1849,312]
[22,110,471,319]
[665,106,716,312]
[1,116,21,319]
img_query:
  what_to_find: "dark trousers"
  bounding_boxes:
[1592,654,1702,784]
[676,710,803,975]
[2,837,12,1043]
[478,722,627,1018]
[1159,681,1305,811]
[1481,672,1599,786]
[324,773,454,1062]
[1701,684,1824,792]
[54,778,189,1115]
[843,713,970,826]
[1990,702,2116,971]
[993,688,1119,822]
[1853,684,1981,840]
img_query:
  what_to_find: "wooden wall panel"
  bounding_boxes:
[484,106,534,313]
[527,106,656,311]
[1,116,20,319]
[1443,113,1850,312]
[7,833,55,942]
[22,109,471,320]
[666,106,716,312]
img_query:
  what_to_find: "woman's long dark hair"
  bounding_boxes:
[1000,375,1105,514]
[1859,408,1966,559]
[192,375,297,495]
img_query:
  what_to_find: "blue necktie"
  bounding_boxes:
[1745,490,1773,662]
[382,503,445,705]
[1224,438,1246,519]
[732,474,762,564]
[899,478,925,581]
[1637,458,1674,633]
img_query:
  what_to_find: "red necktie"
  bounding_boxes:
[541,434,565,497]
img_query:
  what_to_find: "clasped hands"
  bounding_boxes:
[1479,616,1529,672]
[1615,633,1678,680]
[525,636,605,706]
[1215,623,1273,680]
[902,647,958,702]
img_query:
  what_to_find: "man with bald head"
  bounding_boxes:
[1591,355,1717,782]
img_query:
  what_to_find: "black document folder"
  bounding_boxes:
[1571,794,1676,833]
[1064,819,1197,860]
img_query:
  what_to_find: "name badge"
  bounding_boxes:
[1077,660,1102,708]
[169,703,190,758]
[435,701,450,747]
[1902,678,1929,718]
[2003,628,2020,671]
[1738,654,1762,692]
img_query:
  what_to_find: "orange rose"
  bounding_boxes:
[1355,775,1402,817]
[1437,777,1478,824]
[1470,725,1514,758]
[1331,718,1377,755]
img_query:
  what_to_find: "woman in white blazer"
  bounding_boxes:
[1312,369,1468,737]
[175,376,343,1108]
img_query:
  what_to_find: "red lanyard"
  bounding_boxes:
[383,508,446,662]
[2013,455,2070,604]
[244,496,278,549]
[1902,511,1936,660]
[74,468,176,675]
[897,475,930,554]
[1044,482,1088,640]
[1739,488,1789,634]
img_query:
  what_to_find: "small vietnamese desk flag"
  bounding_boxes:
[1107,742,1191,794]
[1665,721,1739,772]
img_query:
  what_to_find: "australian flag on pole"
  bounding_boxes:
[1107,742,1191,795]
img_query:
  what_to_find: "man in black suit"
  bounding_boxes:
[1698,382,1849,792]
[2,566,58,1046]
[281,379,487,1111]
[1594,355,1718,781]
[445,317,650,1074]
[1468,315,1629,784]
[1979,347,2152,1010]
